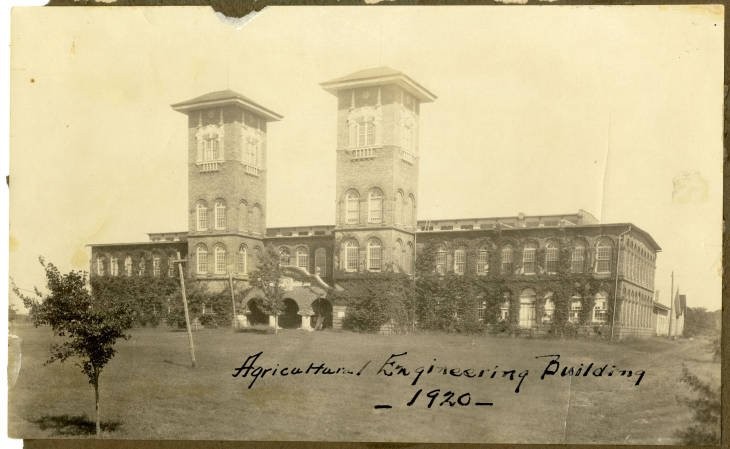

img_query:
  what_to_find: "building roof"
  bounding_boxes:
[321,66,436,102]
[171,89,283,121]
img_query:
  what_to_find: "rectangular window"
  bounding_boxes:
[197,253,208,275]
[593,300,608,323]
[168,257,176,277]
[215,251,225,275]
[436,250,447,274]
[545,248,558,274]
[454,249,466,275]
[569,300,582,323]
[476,250,489,275]
[523,248,536,274]
[110,257,118,276]
[346,246,359,272]
[358,122,375,147]
[571,247,585,273]
[152,257,160,277]
[368,247,382,271]
[596,247,611,273]
[297,253,309,272]
[501,249,513,275]
[198,207,208,231]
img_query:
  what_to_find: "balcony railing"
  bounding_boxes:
[198,161,221,172]
[400,150,416,164]
[244,164,261,176]
[351,147,377,160]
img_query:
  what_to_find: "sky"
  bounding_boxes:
[7,5,724,311]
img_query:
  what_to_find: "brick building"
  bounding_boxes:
[89,67,662,337]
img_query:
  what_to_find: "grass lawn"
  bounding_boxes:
[8,323,719,443]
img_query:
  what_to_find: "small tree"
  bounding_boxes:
[248,245,284,333]
[13,258,133,436]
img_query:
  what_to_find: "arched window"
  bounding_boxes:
[196,202,208,231]
[435,246,447,274]
[137,257,146,276]
[476,247,489,275]
[569,296,582,323]
[407,241,415,274]
[368,189,383,224]
[96,257,105,276]
[168,256,176,277]
[279,247,291,266]
[499,292,511,321]
[545,241,558,274]
[395,191,404,226]
[571,243,585,273]
[314,248,327,277]
[214,200,226,230]
[251,204,263,233]
[296,247,309,273]
[110,257,119,276]
[239,201,248,231]
[454,246,467,275]
[409,194,417,227]
[367,238,382,272]
[596,239,612,274]
[593,292,609,323]
[345,190,359,224]
[152,256,161,277]
[395,239,405,272]
[196,245,208,275]
[543,293,555,323]
[519,289,537,328]
[214,245,226,274]
[344,240,359,272]
[124,256,132,277]
[501,245,513,275]
[522,242,537,274]
[237,245,247,274]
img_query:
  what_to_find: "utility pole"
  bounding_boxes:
[228,272,237,329]
[175,259,196,368]
[668,271,674,339]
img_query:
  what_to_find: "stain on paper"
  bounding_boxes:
[672,171,708,204]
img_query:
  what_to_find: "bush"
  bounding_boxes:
[676,365,720,445]
[339,275,413,333]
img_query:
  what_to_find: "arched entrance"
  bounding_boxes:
[311,298,333,330]
[279,298,301,329]
[246,298,268,326]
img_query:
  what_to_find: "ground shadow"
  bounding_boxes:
[31,414,121,436]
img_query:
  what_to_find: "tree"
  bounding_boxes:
[12,258,133,436]
[248,245,284,333]
[676,365,720,445]
[683,307,720,337]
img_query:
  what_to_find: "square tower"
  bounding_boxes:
[321,67,436,277]
[172,91,282,282]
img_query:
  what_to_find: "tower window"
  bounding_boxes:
[345,190,360,224]
[245,137,260,168]
[214,244,226,275]
[203,135,220,162]
[238,245,247,274]
[214,200,226,230]
[367,238,382,272]
[344,240,359,272]
[368,189,383,224]
[357,120,376,147]
[196,202,208,231]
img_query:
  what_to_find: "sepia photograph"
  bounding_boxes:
[6,4,723,445]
